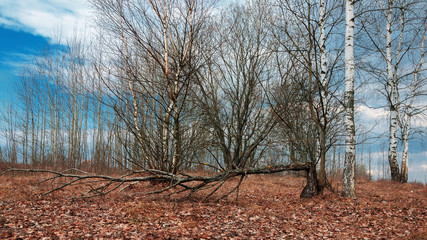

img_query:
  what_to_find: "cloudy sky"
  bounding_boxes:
[0,0,425,182]
[0,0,90,98]
[0,0,89,38]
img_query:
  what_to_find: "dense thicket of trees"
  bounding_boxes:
[1,0,425,196]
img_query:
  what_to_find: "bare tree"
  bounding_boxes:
[194,1,277,172]
[1,0,340,200]
[358,0,426,181]
[342,0,356,198]
[9,31,103,170]
[398,26,426,182]
[89,0,213,173]
[271,0,345,193]
[0,102,19,165]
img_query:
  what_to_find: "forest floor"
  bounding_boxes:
[0,173,426,239]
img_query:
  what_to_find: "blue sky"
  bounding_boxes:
[0,0,89,99]
[0,0,425,182]
[0,28,49,98]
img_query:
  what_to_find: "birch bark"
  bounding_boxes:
[318,0,327,189]
[342,0,356,198]
[385,0,401,181]
[400,29,425,182]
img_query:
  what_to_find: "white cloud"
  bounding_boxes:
[0,0,91,42]
[412,114,427,128]
[356,105,388,120]
[356,105,389,135]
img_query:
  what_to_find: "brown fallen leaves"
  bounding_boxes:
[0,174,426,239]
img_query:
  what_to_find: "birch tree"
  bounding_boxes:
[90,0,212,173]
[398,26,426,183]
[2,0,329,199]
[386,0,400,181]
[0,102,19,165]
[318,0,328,188]
[272,0,345,192]
[359,0,426,181]
[342,0,356,198]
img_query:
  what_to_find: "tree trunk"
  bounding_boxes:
[342,0,356,198]
[171,102,181,174]
[385,0,401,181]
[400,28,425,183]
[300,163,320,198]
[317,0,327,191]
[400,126,409,183]
[318,129,327,189]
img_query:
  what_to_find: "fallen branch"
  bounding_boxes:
[1,163,314,200]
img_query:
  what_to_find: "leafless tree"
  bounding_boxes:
[90,0,214,174]
[193,1,278,172]
[270,0,345,194]
[358,0,426,182]
[342,0,356,198]
[2,0,369,200]
[397,25,426,182]
[0,102,19,165]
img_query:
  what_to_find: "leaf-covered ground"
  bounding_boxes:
[0,174,426,239]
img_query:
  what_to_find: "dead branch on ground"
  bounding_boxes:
[1,163,314,201]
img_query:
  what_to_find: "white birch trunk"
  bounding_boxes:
[171,71,181,174]
[385,0,401,181]
[161,8,172,172]
[400,122,410,182]
[401,29,425,182]
[320,0,327,95]
[318,0,328,188]
[342,0,356,198]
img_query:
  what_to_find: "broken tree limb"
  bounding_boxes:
[1,163,315,200]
